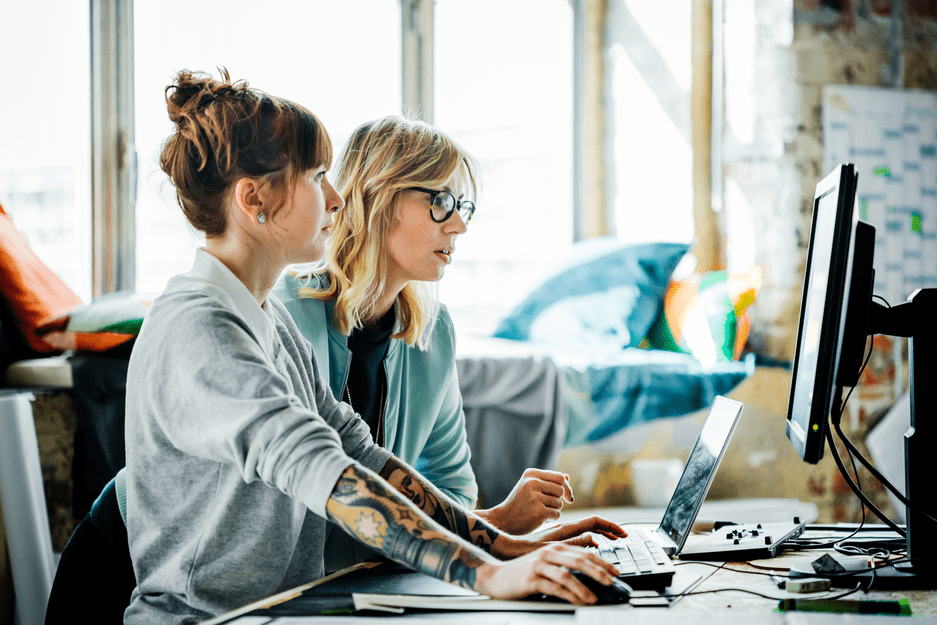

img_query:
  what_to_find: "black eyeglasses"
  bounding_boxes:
[409,187,475,224]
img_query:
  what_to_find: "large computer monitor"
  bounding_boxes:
[787,162,937,576]
[786,163,874,464]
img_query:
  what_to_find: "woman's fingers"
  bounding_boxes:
[559,534,598,548]
[542,544,619,581]
[521,467,564,482]
[534,562,595,604]
[537,491,565,510]
[521,469,573,502]
[535,576,591,605]
[570,516,627,539]
[526,478,565,499]
[529,546,617,604]
[479,544,619,605]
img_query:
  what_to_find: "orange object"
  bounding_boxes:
[0,202,83,353]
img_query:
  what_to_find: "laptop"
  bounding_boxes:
[591,395,745,589]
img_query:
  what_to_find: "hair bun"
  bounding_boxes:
[165,68,247,125]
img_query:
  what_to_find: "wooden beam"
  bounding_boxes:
[692,0,721,271]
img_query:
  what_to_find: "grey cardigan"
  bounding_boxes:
[123,249,391,624]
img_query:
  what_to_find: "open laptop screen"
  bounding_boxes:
[658,396,743,551]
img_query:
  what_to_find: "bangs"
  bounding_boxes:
[418,149,478,202]
[452,156,479,200]
[407,139,477,195]
[283,100,333,173]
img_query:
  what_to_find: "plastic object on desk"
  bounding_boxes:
[787,553,937,590]
[679,518,806,560]
[777,597,912,616]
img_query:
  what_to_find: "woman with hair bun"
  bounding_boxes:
[122,70,624,623]
[274,116,594,546]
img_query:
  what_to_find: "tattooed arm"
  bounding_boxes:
[379,457,628,554]
[325,461,621,604]
[377,456,523,557]
[326,462,490,589]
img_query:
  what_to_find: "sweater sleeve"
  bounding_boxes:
[131,292,389,519]
[412,308,478,508]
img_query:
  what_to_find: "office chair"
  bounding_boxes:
[45,471,134,624]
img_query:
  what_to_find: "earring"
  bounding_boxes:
[257,212,267,224]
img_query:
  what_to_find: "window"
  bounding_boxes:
[132,0,401,295]
[434,0,575,339]
[604,0,694,246]
[0,1,91,301]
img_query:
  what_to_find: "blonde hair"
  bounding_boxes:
[292,115,478,348]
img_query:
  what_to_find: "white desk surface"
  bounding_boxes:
[205,514,937,623]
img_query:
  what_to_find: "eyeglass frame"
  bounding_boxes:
[408,187,476,224]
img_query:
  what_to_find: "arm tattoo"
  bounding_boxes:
[327,463,487,590]
[380,457,502,552]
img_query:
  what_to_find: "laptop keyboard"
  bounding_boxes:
[590,529,676,591]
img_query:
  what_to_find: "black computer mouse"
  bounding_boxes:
[572,571,633,604]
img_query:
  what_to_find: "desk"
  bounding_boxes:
[205,527,937,623]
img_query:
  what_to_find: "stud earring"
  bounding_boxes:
[257,212,266,224]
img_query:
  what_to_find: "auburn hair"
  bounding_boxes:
[159,67,332,236]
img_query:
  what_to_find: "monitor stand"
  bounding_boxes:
[865,288,937,588]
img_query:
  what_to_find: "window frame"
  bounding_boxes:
[94,0,607,294]
[91,0,136,296]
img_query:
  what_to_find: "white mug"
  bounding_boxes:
[631,458,682,508]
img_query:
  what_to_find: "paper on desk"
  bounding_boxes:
[352,593,577,613]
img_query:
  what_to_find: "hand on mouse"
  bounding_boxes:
[473,543,620,605]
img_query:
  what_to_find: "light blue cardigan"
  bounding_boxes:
[272,272,478,508]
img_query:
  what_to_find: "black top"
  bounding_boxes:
[344,307,395,446]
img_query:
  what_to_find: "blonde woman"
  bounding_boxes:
[274,116,592,537]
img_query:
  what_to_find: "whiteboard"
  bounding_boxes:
[823,85,937,304]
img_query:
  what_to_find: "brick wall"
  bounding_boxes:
[722,0,937,522]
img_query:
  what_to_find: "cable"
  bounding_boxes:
[832,419,937,527]
[667,559,867,602]
[824,329,905,537]
[662,586,800,601]
[828,316,937,532]
[824,423,905,536]
[675,560,783,578]
[827,581,865,600]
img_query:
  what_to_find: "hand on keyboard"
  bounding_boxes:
[534,515,629,547]
[589,531,676,592]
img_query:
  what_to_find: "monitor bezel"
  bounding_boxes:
[786,164,859,464]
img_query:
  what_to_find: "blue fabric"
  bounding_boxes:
[560,349,755,446]
[493,239,690,348]
[489,238,750,446]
